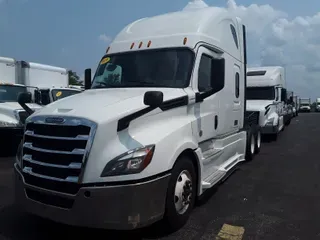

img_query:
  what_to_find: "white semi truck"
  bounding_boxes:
[299,98,311,112]
[246,66,291,141]
[15,3,262,231]
[315,98,320,112]
[0,58,82,155]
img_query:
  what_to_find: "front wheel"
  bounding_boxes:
[245,129,255,161]
[163,156,197,232]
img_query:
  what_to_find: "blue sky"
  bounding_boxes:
[0,0,320,98]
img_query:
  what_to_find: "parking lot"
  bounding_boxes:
[0,113,319,240]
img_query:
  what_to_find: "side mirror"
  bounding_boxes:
[144,91,163,108]
[34,89,41,104]
[288,96,293,104]
[84,68,92,90]
[17,92,34,116]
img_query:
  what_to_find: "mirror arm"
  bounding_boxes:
[196,89,215,103]
[20,103,35,116]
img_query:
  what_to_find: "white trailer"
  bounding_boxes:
[18,61,82,105]
[15,2,262,231]
[246,66,291,141]
[299,98,311,112]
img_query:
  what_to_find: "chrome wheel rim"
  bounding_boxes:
[174,170,193,215]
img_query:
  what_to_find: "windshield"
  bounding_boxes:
[91,48,194,89]
[51,89,81,101]
[0,85,27,102]
[247,87,276,100]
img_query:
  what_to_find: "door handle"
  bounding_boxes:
[215,115,218,129]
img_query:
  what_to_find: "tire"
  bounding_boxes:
[254,129,261,154]
[163,155,197,232]
[245,128,255,161]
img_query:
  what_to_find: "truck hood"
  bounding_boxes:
[246,100,274,112]
[31,88,188,124]
[0,102,42,124]
[0,102,42,111]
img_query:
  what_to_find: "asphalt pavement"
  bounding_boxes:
[0,113,319,240]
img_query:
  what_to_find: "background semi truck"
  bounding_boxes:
[246,66,291,141]
[0,57,82,155]
[0,57,42,156]
[299,98,311,112]
[15,2,262,231]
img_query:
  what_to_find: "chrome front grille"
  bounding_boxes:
[21,116,97,194]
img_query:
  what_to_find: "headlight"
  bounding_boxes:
[15,140,23,168]
[0,120,22,128]
[100,145,155,177]
[266,117,275,126]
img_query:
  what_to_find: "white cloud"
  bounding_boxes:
[223,0,320,99]
[184,0,320,99]
[98,34,112,43]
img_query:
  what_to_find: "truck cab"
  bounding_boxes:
[36,87,83,105]
[14,3,261,231]
[246,66,289,140]
[299,98,311,112]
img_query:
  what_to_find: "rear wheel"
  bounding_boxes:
[246,129,255,161]
[254,129,261,154]
[163,156,197,232]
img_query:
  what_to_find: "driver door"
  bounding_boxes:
[191,47,225,180]
[192,47,224,143]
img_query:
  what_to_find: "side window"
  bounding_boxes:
[275,88,279,101]
[230,25,239,49]
[198,54,225,93]
[198,55,212,92]
[235,72,240,98]
[40,90,50,105]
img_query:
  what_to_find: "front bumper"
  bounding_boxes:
[261,125,278,135]
[299,108,310,112]
[14,164,171,230]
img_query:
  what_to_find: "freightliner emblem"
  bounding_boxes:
[45,117,65,124]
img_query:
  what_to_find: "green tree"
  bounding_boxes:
[68,70,81,85]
